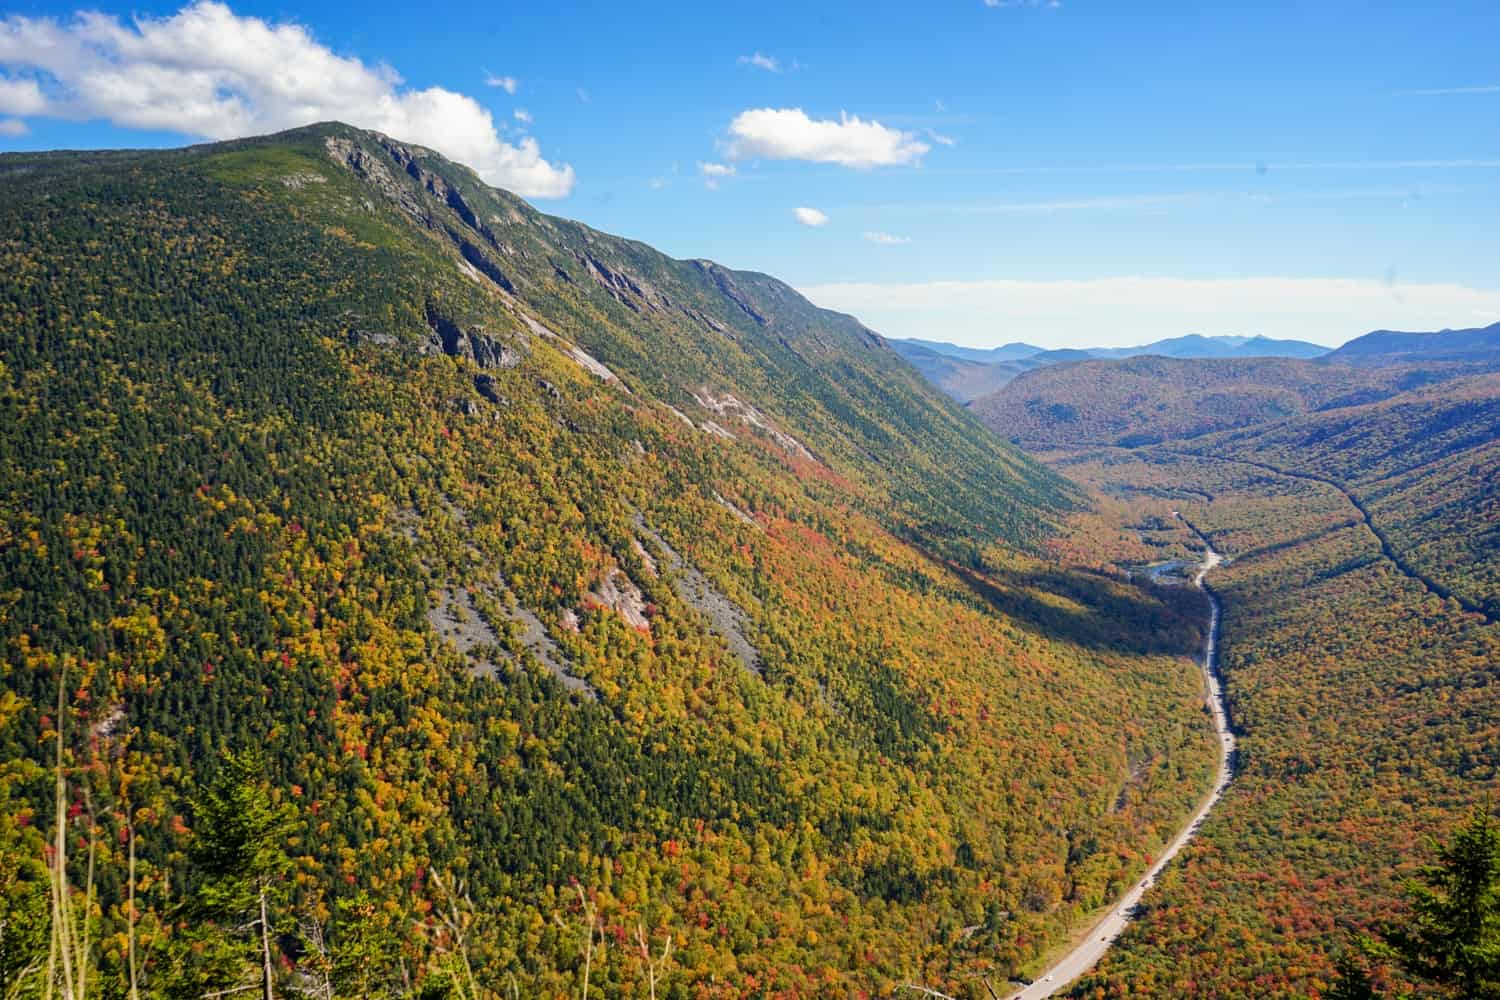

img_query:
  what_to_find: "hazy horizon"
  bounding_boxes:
[797,277,1500,351]
[884,330,1337,352]
[813,304,1500,354]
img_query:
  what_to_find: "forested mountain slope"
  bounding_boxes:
[987,351,1500,616]
[0,124,1219,997]
[1201,371,1500,618]
[971,355,1422,449]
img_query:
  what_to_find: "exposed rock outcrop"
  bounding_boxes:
[328,133,518,299]
[424,302,522,369]
[511,309,624,387]
[692,260,767,326]
[324,136,428,222]
[453,234,515,292]
[563,343,625,386]
[586,568,651,630]
[346,327,401,349]
[713,491,761,531]
[701,419,735,440]
[506,605,593,698]
[474,374,507,405]
[576,252,668,314]
[680,305,730,335]
[427,587,504,678]
[634,512,761,675]
[279,171,326,190]
[427,586,595,697]
[692,388,818,462]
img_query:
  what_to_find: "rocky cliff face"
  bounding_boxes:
[0,124,1212,999]
[303,122,1076,550]
[422,301,523,369]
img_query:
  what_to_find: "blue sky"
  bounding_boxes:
[1,0,1497,348]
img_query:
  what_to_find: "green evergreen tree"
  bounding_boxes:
[188,750,297,1000]
[1380,806,1500,999]
[329,892,404,999]
[1325,949,1378,1000]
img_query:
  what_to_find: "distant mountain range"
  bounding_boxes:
[883,343,1046,403]
[898,339,1056,364]
[1323,320,1500,367]
[963,320,1500,452]
[895,325,1500,403]
[891,334,1331,402]
[1089,334,1333,361]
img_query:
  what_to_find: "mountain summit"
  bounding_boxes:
[0,123,1217,995]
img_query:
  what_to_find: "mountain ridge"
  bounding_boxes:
[890,333,1332,402]
[1321,320,1500,367]
[0,122,1220,996]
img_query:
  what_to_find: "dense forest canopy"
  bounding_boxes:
[968,352,1499,998]
[0,124,1222,997]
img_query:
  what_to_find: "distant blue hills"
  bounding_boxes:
[1322,320,1500,367]
[893,323,1500,403]
[891,334,1331,402]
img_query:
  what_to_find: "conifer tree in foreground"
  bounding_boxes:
[1380,805,1500,999]
[186,751,297,1000]
[1328,805,1500,999]
[1325,951,1377,1000]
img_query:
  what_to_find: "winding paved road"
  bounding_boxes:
[1006,538,1234,999]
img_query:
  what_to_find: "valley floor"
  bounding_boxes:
[1010,540,1233,999]
[1046,446,1498,999]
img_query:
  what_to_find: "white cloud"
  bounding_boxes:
[0,76,45,115]
[925,129,956,147]
[0,116,26,136]
[513,108,532,124]
[698,160,735,190]
[1392,84,1500,96]
[793,206,829,227]
[0,2,574,197]
[737,52,780,73]
[485,74,518,94]
[935,159,1500,178]
[863,231,910,245]
[798,275,1500,349]
[727,108,929,168]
